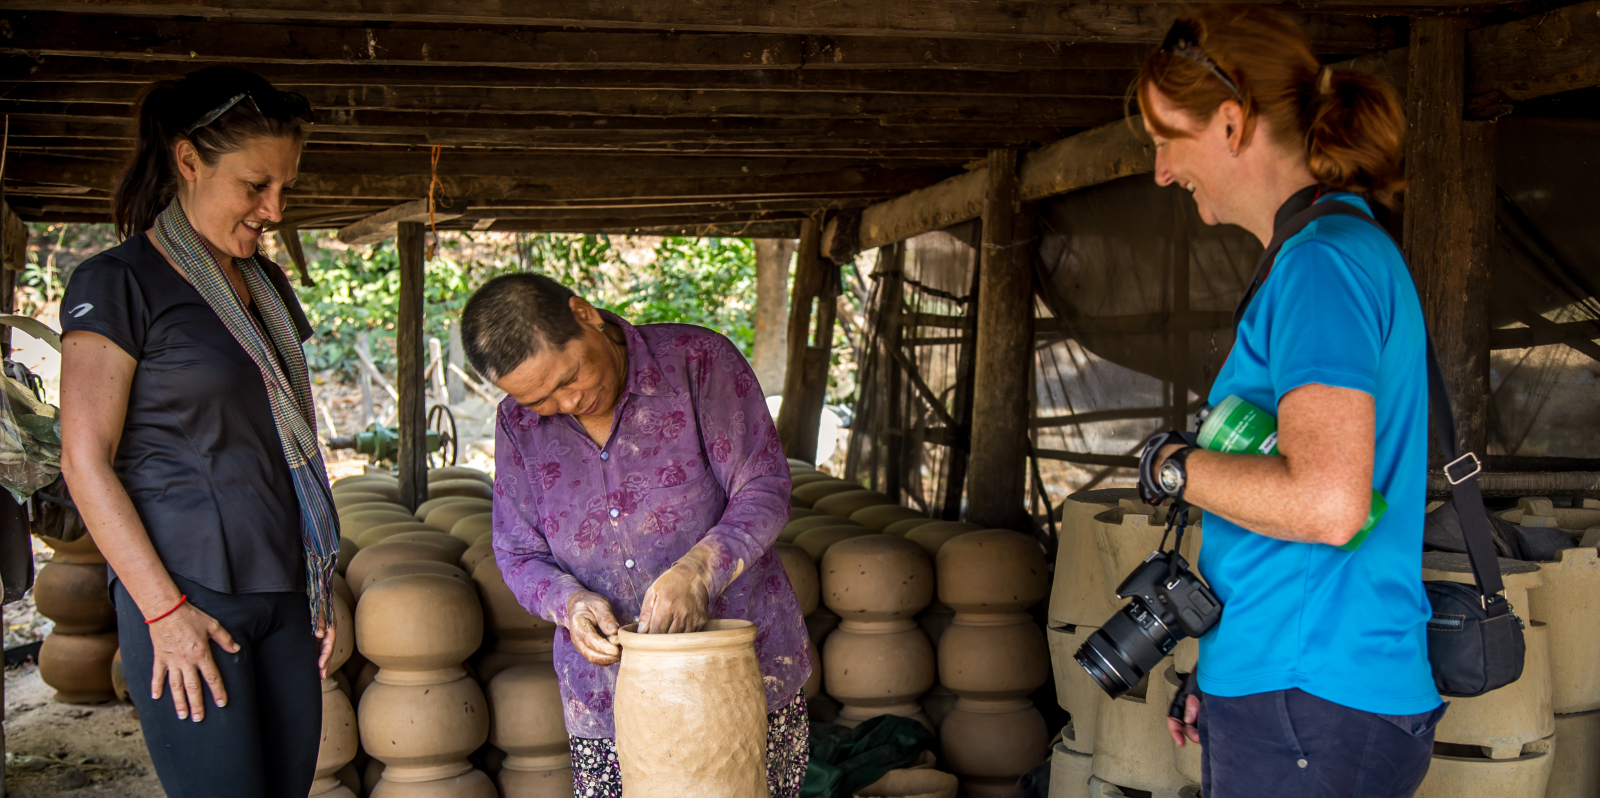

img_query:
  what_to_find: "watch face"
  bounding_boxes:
[1159,460,1184,494]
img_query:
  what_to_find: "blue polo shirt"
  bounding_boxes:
[1196,193,1442,715]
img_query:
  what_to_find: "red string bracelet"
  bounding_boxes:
[144,594,187,624]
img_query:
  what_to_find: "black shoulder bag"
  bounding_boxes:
[1237,193,1525,698]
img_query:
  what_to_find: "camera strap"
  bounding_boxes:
[1232,193,1506,606]
[1158,501,1192,584]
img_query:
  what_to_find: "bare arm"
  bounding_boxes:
[59,330,240,721]
[1161,383,1375,546]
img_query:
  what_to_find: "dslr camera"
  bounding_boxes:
[1074,507,1223,698]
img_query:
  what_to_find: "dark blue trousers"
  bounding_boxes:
[1198,688,1445,798]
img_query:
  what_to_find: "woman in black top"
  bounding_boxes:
[59,67,331,797]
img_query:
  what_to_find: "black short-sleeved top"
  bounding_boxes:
[61,233,314,594]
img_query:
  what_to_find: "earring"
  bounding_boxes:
[598,321,606,330]
[1231,149,1238,158]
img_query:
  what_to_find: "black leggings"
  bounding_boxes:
[113,572,321,798]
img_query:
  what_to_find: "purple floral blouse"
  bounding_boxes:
[491,312,811,739]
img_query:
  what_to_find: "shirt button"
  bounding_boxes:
[600,452,609,461]
[609,508,620,518]
[1297,759,1308,769]
[625,559,635,568]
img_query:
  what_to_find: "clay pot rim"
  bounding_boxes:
[617,618,756,650]
[854,768,959,798]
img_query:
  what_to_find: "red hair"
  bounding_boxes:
[1135,6,1406,207]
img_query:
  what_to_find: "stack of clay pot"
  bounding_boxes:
[35,530,118,704]
[935,530,1051,797]
[1416,553,1556,798]
[356,570,496,797]
[775,542,825,710]
[311,595,359,798]
[822,534,937,730]
[487,662,572,797]
[472,557,558,683]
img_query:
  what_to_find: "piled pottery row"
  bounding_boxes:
[34,529,118,704]
[311,595,360,798]
[821,534,936,730]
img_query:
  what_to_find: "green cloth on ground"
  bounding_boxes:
[800,716,940,798]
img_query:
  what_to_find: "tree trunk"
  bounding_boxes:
[752,238,796,397]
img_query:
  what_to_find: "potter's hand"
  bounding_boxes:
[315,618,337,681]
[148,601,240,723]
[637,544,720,634]
[567,590,622,666]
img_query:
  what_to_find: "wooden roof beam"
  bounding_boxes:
[336,199,464,246]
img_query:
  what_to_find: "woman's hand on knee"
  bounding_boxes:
[148,602,240,722]
[566,591,621,666]
[1168,694,1201,747]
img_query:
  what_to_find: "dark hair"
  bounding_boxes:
[114,66,312,239]
[461,273,586,381]
[1135,6,1406,207]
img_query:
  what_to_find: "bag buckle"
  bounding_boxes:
[1445,452,1483,486]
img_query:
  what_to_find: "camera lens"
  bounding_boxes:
[1074,599,1180,698]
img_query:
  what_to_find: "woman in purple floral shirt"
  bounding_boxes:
[460,273,812,797]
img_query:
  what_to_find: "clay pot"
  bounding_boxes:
[498,764,575,798]
[851,505,929,533]
[1046,623,1105,754]
[342,509,423,540]
[354,661,380,706]
[110,649,129,702]
[1048,491,1134,627]
[360,676,490,781]
[460,541,495,576]
[814,490,896,519]
[39,631,119,703]
[1549,710,1600,798]
[824,621,936,727]
[936,530,1049,614]
[347,541,461,597]
[475,531,493,547]
[335,491,393,511]
[904,521,984,558]
[883,517,940,538]
[940,698,1050,798]
[414,496,477,522]
[451,514,493,546]
[328,595,356,673]
[821,535,933,622]
[775,543,820,616]
[356,521,444,550]
[917,603,955,646]
[806,607,841,650]
[473,559,557,652]
[429,479,493,502]
[426,502,493,537]
[1416,737,1554,798]
[361,561,471,600]
[790,471,838,487]
[371,768,500,798]
[430,466,493,486]
[791,480,859,508]
[789,507,822,520]
[336,481,402,504]
[33,561,114,634]
[1527,546,1600,713]
[937,615,1049,701]
[1049,741,1094,798]
[613,620,768,798]
[333,573,356,609]
[1091,685,1189,794]
[312,677,360,795]
[382,530,471,563]
[487,665,568,763]
[39,533,106,565]
[920,685,957,729]
[803,647,823,699]
[854,768,958,798]
[793,526,872,561]
[355,573,484,681]
[334,473,397,490]
[1435,620,1554,759]
[782,514,863,542]
[337,537,357,577]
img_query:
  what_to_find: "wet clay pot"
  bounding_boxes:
[451,514,494,546]
[473,559,557,653]
[498,764,575,798]
[39,532,106,565]
[853,768,958,798]
[39,631,119,703]
[940,698,1051,798]
[850,505,929,533]
[430,466,493,486]
[904,522,984,558]
[613,620,769,798]
[882,517,939,538]
[429,479,493,502]
[823,621,936,729]
[355,573,484,682]
[791,480,859,508]
[360,675,490,782]
[312,676,360,797]
[821,535,933,622]
[381,531,471,562]
[361,561,471,599]
[460,541,495,576]
[487,664,569,785]
[334,491,393,511]
[413,496,482,522]
[370,767,500,798]
[814,490,895,519]
[33,561,114,634]
[355,521,445,550]
[347,541,461,597]
[782,514,863,542]
[775,543,820,616]
[793,526,872,561]
[936,530,1049,614]
[937,614,1049,701]
[426,502,493,538]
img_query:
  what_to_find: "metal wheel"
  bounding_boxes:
[427,403,458,468]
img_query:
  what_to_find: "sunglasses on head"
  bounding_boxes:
[183,90,313,136]
[1160,20,1245,102]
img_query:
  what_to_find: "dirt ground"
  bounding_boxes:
[3,663,162,798]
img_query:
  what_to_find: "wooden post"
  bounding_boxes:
[880,244,906,500]
[752,238,796,397]
[940,247,982,521]
[1404,17,1491,456]
[966,149,1034,529]
[356,331,376,429]
[776,215,836,464]
[395,221,428,510]
[447,324,466,404]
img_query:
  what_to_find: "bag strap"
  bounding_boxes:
[1234,195,1507,606]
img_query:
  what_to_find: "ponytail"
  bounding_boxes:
[1305,66,1406,208]
[112,66,312,240]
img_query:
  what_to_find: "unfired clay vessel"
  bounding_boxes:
[368,765,499,798]
[311,670,360,796]
[429,479,494,502]
[472,559,558,681]
[783,514,863,542]
[613,620,769,798]
[793,526,872,561]
[337,537,357,577]
[936,530,1049,613]
[382,530,471,562]
[342,509,425,540]
[335,480,401,504]
[938,614,1049,701]
[851,505,929,533]
[790,471,837,487]
[413,495,480,521]
[1415,737,1554,798]
[822,535,937,729]
[789,507,822,520]
[791,480,859,507]
[355,573,484,681]
[360,561,471,599]
[853,768,959,798]
[776,543,820,616]
[426,502,492,537]
[904,522,984,558]
[334,491,392,511]
[813,489,896,519]
[460,541,495,576]
[347,541,460,597]
[1526,546,1600,713]
[822,535,933,622]
[429,466,493,486]
[488,664,572,797]
[355,521,444,550]
[451,513,493,545]
[39,631,119,703]
[882,517,939,538]
[33,561,114,634]
[940,698,1050,797]
[39,532,106,565]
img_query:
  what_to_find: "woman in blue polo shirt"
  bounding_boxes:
[1132,7,1444,798]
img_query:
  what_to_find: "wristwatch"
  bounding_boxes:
[1159,447,1195,501]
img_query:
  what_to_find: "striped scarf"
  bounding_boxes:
[153,201,340,631]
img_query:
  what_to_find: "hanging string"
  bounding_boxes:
[426,145,450,259]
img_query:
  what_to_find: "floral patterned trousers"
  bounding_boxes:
[570,691,809,798]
